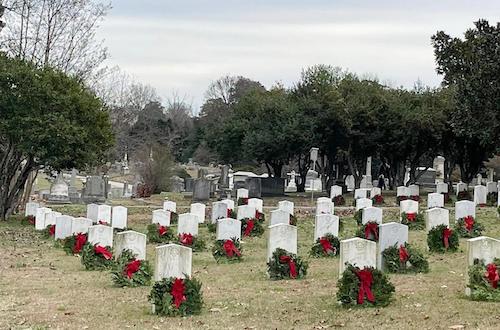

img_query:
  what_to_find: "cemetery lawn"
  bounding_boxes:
[1,197,500,329]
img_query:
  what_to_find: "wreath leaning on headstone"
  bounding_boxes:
[381,243,429,274]
[310,233,340,257]
[177,233,206,252]
[454,216,484,238]
[467,258,500,302]
[41,224,55,239]
[111,249,152,287]
[149,276,203,317]
[487,192,498,206]
[63,232,88,255]
[147,224,174,243]
[240,217,264,237]
[457,190,472,201]
[427,224,459,253]
[355,221,379,242]
[212,238,243,263]
[400,212,425,230]
[336,264,395,307]
[371,194,384,205]
[354,209,363,225]
[333,195,345,206]
[22,215,36,226]
[267,248,308,280]
[81,243,114,270]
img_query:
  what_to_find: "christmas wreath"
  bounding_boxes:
[497,205,500,217]
[111,249,152,287]
[22,215,36,226]
[441,192,451,204]
[63,233,88,255]
[149,277,203,316]
[81,243,114,270]
[333,195,345,206]
[227,208,237,219]
[267,248,308,280]
[354,209,363,226]
[147,224,174,243]
[487,192,498,206]
[337,264,395,307]
[212,238,243,263]
[310,233,340,257]
[371,194,384,205]
[41,224,56,239]
[454,216,484,238]
[178,233,205,252]
[241,217,264,237]
[169,212,179,225]
[289,214,297,226]
[467,258,500,302]
[355,222,379,242]
[237,197,249,206]
[457,190,472,201]
[410,195,420,202]
[255,210,265,222]
[401,212,425,230]
[207,222,217,233]
[381,243,429,273]
[427,224,459,253]
[396,195,408,204]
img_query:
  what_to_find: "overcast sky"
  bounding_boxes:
[97,0,500,112]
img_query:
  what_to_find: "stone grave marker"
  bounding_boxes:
[190,203,206,223]
[86,204,98,222]
[270,209,290,226]
[339,238,377,276]
[399,200,419,219]
[465,236,500,296]
[216,218,242,241]
[221,199,235,210]
[237,188,249,200]
[330,185,343,198]
[88,224,114,247]
[152,209,170,226]
[455,200,476,220]
[370,187,382,197]
[177,213,199,236]
[354,188,368,199]
[237,205,257,220]
[486,181,498,193]
[362,206,383,225]
[267,224,297,261]
[397,186,410,197]
[316,198,333,215]
[436,182,448,194]
[193,178,210,201]
[154,244,192,281]
[163,201,176,212]
[72,217,93,234]
[356,198,373,211]
[456,182,468,195]
[43,210,61,227]
[35,207,52,230]
[211,201,229,223]
[473,185,487,205]
[409,184,419,197]
[55,215,74,240]
[115,230,147,260]
[248,198,263,213]
[427,193,444,209]
[25,202,39,217]
[278,200,294,215]
[314,214,339,241]
[112,206,128,229]
[377,222,408,269]
[425,208,449,232]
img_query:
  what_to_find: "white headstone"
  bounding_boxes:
[35,207,52,230]
[455,200,476,220]
[330,185,343,198]
[486,181,498,193]
[278,200,294,215]
[248,198,263,213]
[409,184,419,197]
[25,202,39,217]
[95,205,111,223]
[427,193,444,209]
[177,213,199,236]
[355,198,373,211]
[270,209,290,226]
[425,208,449,232]
[267,224,297,261]
[216,218,242,241]
[473,185,487,205]
[112,206,128,229]
[162,200,177,212]
[339,238,377,275]
[190,203,206,224]
[88,224,114,247]
[314,214,339,241]
[316,198,333,215]
[115,230,147,260]
[370,187,382,198]
[436,182,448,194]
[86,203,98,221]
[43,210,60,227]
[211,201,229,223]
[397,186,410,197]
[154,244,192,281]
[71,217,93,235]
[55,215,74,240]
[362,206,383,225]
[400,200,419,216]
[237,205,257,220]
[221,199,235,210]
[354,188,368,199]
[377,222,409,269]
[456,182,468,195]
[467,236,500,266]
[237,188,249,200]
[152,209,170,226]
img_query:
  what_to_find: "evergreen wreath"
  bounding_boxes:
[21,215,36,226]
[336,264,395,307]
[310,233,340,257]
[467,258,500,302]
[237,197,249,206]
[333,195,345,206]
[371,194,384,205]
[457,190,472,201]
[63,233,88,255]
[289,214,297,226]
[212,238,243,263]
[267,248,308,280]
[41,224,55,239]
[227,209,237,219]
[454,216,484,238]
[149,277,203,316]
[410,195,421,202]
[396,195,408,204]
[427,224,459,253]
[147,224,174,243]
[255,210,265,222]
[111,249,152,287]
[355,221,379,242]
[487,192,498,206]
[81,243,114,270]
[207,222,217,233]
[497,205,500,217]
[241,217,264,237]
[169,212,179,225]
[178,233,206,252]
[401,212,425,230]
[441,192,451,204]
[354,209,363,226]
[381,243,429,273]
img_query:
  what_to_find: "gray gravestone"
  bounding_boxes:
[177,213,199,236]
[245,177,262,198]
[267,224,297,261]
[314,214,339,241]
[55,215,74,240]
[112,206,127,229]
[154,244,192,281]
[377,222,408,269]
[72,217,93,235]
[216,218,242,241]
[88,224,114,247]
[114,230,147,260]
[339,238,377,276]
[425,207,449,231]
[193,178,210,201]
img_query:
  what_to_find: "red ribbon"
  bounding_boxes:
[98,220,109,225]
[464,216,474,231]
[28,215,35,225]
[399,245,409,263]
[158,226,168,236]
[255,211,263,221]
[355,268,375,304]
[94,245,112,260]
[244,219,254,237]
[49,225,55,236]
[279,255,297,278]
[364,222,379,240]
[406,213,416,222]
[319,237,335,255]
[125,259,141,279]
[73,233,87,254]
[227,208,232,217]
[180,233,194,246]
[223,240,241,257]
[171,278,187,308]
[485,263,499,289]
[241,198,248,205]
[442,228,452,249]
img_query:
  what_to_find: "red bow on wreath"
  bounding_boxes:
[442,228,452,249]
[73,233,87,254]
[399,245,409,263]
[158,226,168,236]
[364,223,379,240]
[223,240,241,257]
[28,215,35,225]
[319,237,335,255]
[355,268,375,304]
[226,208,232,217]
[243,219,254,237]
[255,211,263,221]
[171,278,187,308]
[49,224,56,236]
[279,255,297,278]
[485,263,499,289]
[98,220,108,225]
[125,259,141,279]
[242,198,249,205]
[464,216,474,232]
[94,245,112,260]
[180,233,194,246]
[406,213,416,222]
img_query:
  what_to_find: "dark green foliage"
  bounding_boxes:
[178,234,206,252]
[382,243,429,274]
[427,224,459,253]
[310,233,340,258]
[237,198,248,206]
[149,277,203,316]
[467,258,500,302]
[289,214,297,226]
[487,192,498,206]
[454,217,484,238]
[81,243,114,270]
[147,224,174,243]
[111,250,152,287]
[400,212,425,230]
[212,238,243,263]
[206,222,217,233]
[267,248,308,280]
[21,215,35,226]
[354,210,363,226]
[40,224,55,239]
[170,212,179,225]
[240,218,264,237]
[333,195,345,206]
[336,264,395,307]
[355,222,379,242]
[457,190,472,201]
[371,194,384,205]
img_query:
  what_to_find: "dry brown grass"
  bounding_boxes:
[1,195,500,330]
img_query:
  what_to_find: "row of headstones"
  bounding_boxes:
[330,186,383,199]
